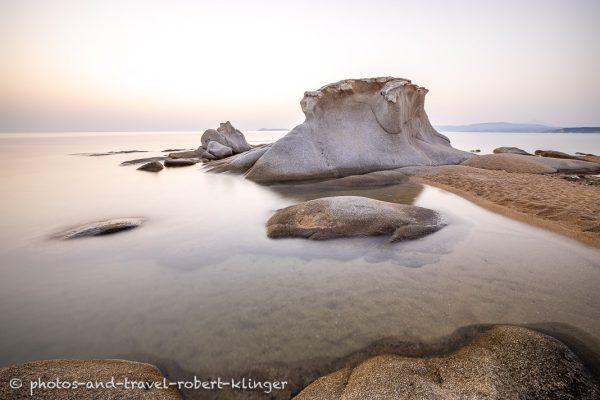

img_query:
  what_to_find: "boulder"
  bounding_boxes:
[207,141,233,159]
[210,77,474,183]
[535,149,581,160]
[266,196,444,242]
[295,325,600,400]
[164,158,199,167]
[493,146,532,156]
[53,218,144,239]
[0,359,182,399]
[200,121,251,154]
[137,161,164,172]
[206,144,272,173]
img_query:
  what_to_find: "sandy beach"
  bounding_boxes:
[405,165,600,248]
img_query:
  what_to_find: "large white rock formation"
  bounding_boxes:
[211,77,473,183]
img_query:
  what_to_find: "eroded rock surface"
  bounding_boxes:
[267,196,444,242]
[207,141,233,158]
[295,325,600,400]
[212,77,473,183]
[462,153,600,174]
[164,158,199,167]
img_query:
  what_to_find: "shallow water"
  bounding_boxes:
[0,132,599,388]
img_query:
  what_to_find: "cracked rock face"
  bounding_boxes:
[266,196,444,242]
[230,77,473,183]
[201,121,251,154]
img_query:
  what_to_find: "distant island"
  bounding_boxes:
[435,122,600,133]
[257,128,289,131]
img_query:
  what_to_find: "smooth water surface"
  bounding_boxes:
[0,131,599,379]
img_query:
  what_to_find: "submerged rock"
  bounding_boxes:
[73,150,148,157]
[168,148,215,160]
[164,158,199,167]
[0,359,182,399]
[200,121,251,154]
[267,196,444,242]
[493,146,533,156]
[207,141,233,158]
[295,325,600,400]
[212,77,473,183]
[137,160,164,172]
[54,218,144,239]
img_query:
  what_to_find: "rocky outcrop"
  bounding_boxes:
[164,158,199,167]
[462,153,600,174]
[207,141,233,158]
[137,161,164,172]
[211,77,473,183]
[267,196,444,242]
[535,149,581,160]
[121,157,167,166]
[200,121,251,154]
[295,325,600,400]
[0,359,182,399]
[53,218,144,239]
[493,146,532,156]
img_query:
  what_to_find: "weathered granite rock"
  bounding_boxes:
[462,153,600,174]
[316,170,409,187]
[54,218,144,239]
[214,77,474,183]
[493,146,533,156]
[164,158,199,167]
[207,141,233,159]
[267,196,444,242]
[206,144,272,173]
[137,161,164,172]
[0,359,182,399]
[295,325,600,400]
[200,121,251,154]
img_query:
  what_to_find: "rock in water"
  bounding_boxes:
[214,77,473,182]
[201,121,251,154]
[294,325,600,400]
[137,160,164,172]
[164,158,199,167]
[0,359,182,399]
[266,196,444,242]
[207,141,233,158]
[493,146,533,156]
[54,218,144,239]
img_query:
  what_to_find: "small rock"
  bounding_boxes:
[207,141,233,159]
[168,149,216,160]
[469,149,481,153]
[121,156,168,166]
[535,149,580,160]
[54,218,144,239]
[493,146,532,156]
[267,196,444,242]
[164,158,199,167]
[137,161,164,172]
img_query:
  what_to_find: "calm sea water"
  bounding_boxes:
[0,131,599,390]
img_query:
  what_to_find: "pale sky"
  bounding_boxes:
[1,0,599,132]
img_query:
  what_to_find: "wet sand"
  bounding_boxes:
[405,165,600,247]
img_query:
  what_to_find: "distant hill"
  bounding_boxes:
[551,127,600,133]
[435,122,556,133]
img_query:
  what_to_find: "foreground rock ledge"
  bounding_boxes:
[267,196,444,242]
[295,325,600,400]
[211,77,474,182]
[0,359,182,399]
